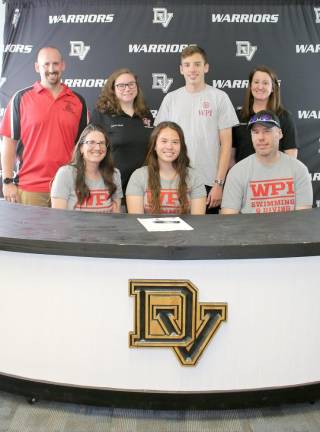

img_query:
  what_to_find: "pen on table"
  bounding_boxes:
[153,220,181,224]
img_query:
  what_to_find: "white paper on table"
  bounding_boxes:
[137,217,193,232]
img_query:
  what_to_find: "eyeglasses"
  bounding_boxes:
[115,81,137,91]
[84,140,108,149]
[248,113,280,128]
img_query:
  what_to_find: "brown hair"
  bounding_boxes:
[71,124,117,206]
[145,121,190,214]
[240,65,283,120]
[95,68,150,118]
[181,45,208,64]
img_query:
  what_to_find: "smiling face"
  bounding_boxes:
[251,123,282,161]
[180,53,209,90]
[250,71,273,104]
[114,73,138,106]
[80,130,107,165]
[35,47,65,88]
[155,127,181,165]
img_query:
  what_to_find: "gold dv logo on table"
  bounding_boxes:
[129,279,227,366]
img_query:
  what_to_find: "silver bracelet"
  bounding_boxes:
[214,178,225,187]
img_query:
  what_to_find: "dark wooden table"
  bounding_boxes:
[0,201,319,259]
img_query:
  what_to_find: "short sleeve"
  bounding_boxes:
[154,94,171,126]
[51,165,74,200]
[188,168,206,199]
[90,109,112,134]
[145,109,155,127]
[113,169,123,199]
[279,110,299,151]
[73,91,89,142]
[217,92,239,130]
[126,168,147,196]
[221,166,245,211]
[293,160,313,208]
[0,92,21,140]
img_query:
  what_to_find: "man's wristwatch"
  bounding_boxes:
[214,178,225,187]
[3,177,14,184]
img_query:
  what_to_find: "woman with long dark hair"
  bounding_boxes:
[126,121,206,215]
[91,68,153,192]
[51,124,122,212]
[232,65,298,163]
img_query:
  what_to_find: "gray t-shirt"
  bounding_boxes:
[51,165,123,212]
[155,85,238,185]
[126,166,206,214]
[221,153,313,214]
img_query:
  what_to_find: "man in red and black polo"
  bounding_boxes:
[0,46,88,206]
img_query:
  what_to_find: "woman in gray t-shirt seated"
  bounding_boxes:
[51,124,123,212]
[126,121,206,215]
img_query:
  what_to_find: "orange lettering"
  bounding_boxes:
[270,182,286,196]
[159,191,179,206]
[286,180,294,194]
[250,183,271,197]
[95,192,108,206]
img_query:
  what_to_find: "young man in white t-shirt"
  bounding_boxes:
[155,45,238,213]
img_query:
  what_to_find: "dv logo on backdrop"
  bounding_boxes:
[69,41,90,60]
[152,73,173,93]
[236,41,257,61]
[129,279,227,366]
[314,7,320,23]
[153,7,173,27]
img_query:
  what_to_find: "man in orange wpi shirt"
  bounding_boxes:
[0,46,88,207]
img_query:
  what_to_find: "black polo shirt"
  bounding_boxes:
[91,109,153,190]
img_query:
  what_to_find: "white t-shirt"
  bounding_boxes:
[155,85,238,185]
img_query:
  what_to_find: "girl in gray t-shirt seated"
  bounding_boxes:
[126,121,206,215]
[51,124,123,212]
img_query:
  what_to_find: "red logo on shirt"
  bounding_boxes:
[142,117,152,128]
[250,178,295,213]
[198,101,212,117]
[75,189,113,212]
[145,189,185,214]
[63,103,76,115]
[250,179,294,197]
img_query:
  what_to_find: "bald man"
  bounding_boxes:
[0,46,88,206]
